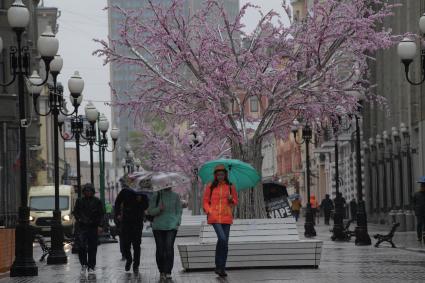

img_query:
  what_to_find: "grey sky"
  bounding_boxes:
[42,0,286,162]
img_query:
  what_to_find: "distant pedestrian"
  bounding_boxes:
[73,183,104,276]
[413,177,425,242]
[291,197,302,222]
[148,179,183,281]
[350,199,357,220]
[203,165,238,278]
[320,194,334,225]
[310,195,318,224]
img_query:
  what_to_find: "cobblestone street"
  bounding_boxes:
[1,222,425,283]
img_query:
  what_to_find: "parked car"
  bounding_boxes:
[28,185,76,238]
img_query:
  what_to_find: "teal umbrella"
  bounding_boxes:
[198,159,261,191]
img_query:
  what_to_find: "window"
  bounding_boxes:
[250,97,259,113]
[30,196,69,211]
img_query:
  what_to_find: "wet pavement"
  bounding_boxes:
[1,220,425,283]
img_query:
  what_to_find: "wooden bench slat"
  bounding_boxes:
[178,241,322,252]
[184,259,319,270]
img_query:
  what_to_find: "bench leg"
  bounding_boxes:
[375,239,383,248]
[389,240,396,248]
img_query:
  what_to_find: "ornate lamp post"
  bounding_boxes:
[30,63,85,265]
[400,123,415,231]
[292,120,316,238]
[354,113,371,245]
[123,144,135,174]
[392,127,406,231]
[0,0,60,275]
[383,131,396,223]
[84,103,99,184]
[376,134,387,223]
[96,113,119,206]
[188,128,203,215]
[368,138,378,217]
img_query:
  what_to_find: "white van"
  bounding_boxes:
[28,185,77,237]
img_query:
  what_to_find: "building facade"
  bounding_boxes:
[362,0,425,229]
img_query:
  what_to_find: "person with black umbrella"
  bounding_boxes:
[115,177,149,274]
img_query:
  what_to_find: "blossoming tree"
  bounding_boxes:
[95,0,398,218]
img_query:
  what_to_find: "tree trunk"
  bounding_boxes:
[232,139,267,219]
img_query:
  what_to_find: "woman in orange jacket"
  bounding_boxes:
[203,165,238,277]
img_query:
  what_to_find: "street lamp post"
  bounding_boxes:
[369,138,378,219]
[392,127,407,231]
[400,123,415,231]
[188,129,203,216]
[84,103,99,184]
[376,135,387,223]
[292,120,316,238]
[30,57,73,265]
[383,131,397,223]
[354,114,371,246]
[0,1,62,274]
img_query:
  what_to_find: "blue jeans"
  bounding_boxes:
[153,230,177,274]
[212,224,230,270]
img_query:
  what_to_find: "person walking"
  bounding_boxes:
[114,177,135,260]
[320,194,334,225]
[291,197,302,222]
[310,195,319,224]
[350,198,357,220]
[148,182,182,281]
[413,177,425,242]
[203,165,238,278]
[73,183,104,276]
[119,190,149,274]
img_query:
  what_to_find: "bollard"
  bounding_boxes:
[395,210,406,232]
[405,210,415,231]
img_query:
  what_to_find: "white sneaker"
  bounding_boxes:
[165,273,172,279]
[87,267,95,274]
[80,265,87,276]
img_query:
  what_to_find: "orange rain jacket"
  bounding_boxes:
[203,183,238,225]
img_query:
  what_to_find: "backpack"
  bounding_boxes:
[145,192,161,222]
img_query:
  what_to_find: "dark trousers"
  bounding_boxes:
[122,224,143,268]
[212,224,231,270]
[292,211,300,222]
[416,215,425,239]
[153,230,177,274]
[78,226,98,269]
[324,209,331,225]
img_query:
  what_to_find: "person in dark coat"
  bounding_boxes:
[73,183,104,275]
[115,188,149,274]
[320,194,334,225]
[114,181,135,260]
[413,176,425,242]
[350,199,357,220]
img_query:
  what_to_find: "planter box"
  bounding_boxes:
[0,229,15,273]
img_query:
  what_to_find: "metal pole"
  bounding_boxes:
[10,29,37,277]
[354,115,371,246]
[406,139,413,207]
[398,144,404,210]
[90,141,94,185]
[304,127,316,238]
[332,137,345,241]
[47,77,67,264]
[75,130,82,198]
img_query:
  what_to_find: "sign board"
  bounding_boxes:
[265,196,292,218]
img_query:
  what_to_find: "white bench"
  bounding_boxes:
[177,215,205,237]
[178,218,322,270]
